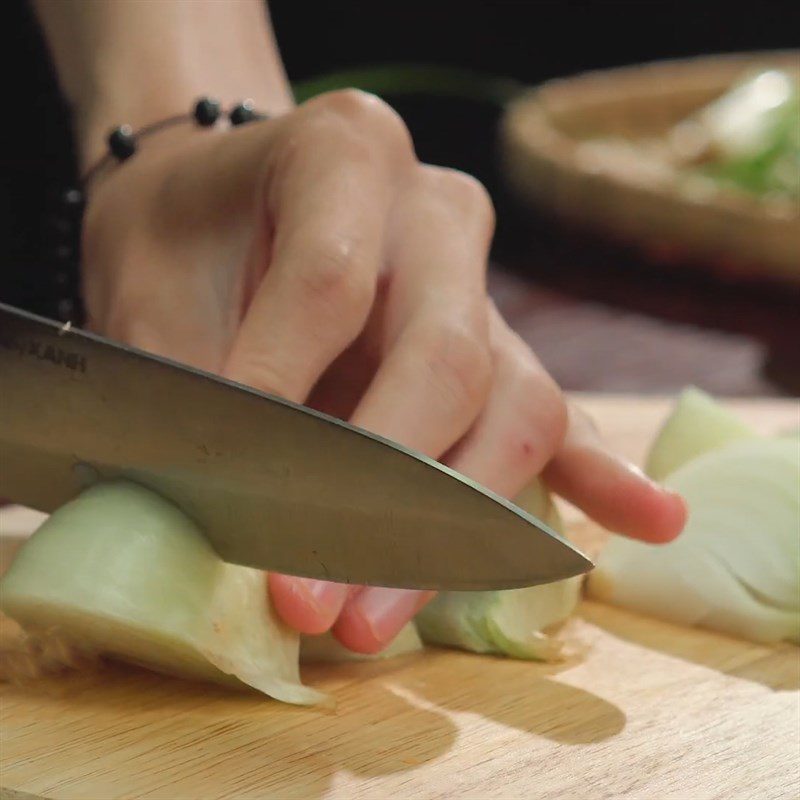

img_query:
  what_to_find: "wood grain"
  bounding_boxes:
[1,394,798,800]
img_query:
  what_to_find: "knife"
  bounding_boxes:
[0,302,592,590]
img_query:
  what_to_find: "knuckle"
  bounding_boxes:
[422,319,492,409]
[313,88,382,118]
[283,113,373,166]
[306,89,413,162]
[419,166,496,232]
[294,238,376,315]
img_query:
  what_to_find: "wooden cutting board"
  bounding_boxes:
[1,393,798,800]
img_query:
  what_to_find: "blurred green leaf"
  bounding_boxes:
[292,63,524,107]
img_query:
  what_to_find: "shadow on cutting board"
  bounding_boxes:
[2,658,458,799]
[580,602,800,692]
[568,520,800,693]
[2,644,626,799]
[386,648,626,746]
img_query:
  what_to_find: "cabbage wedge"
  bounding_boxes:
[1,473,579,699]
[416,480,581,660]
[590,389,800,644]
[0,481,325,704]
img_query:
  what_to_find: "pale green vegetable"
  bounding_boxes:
[690,69,800,200]
[590,395,800,645]
[645,387,756,481]
[1,471,578,700]
[1,472,574,698]
[698,69,798,163]
[416,480,581,660]
[0,481,325,705]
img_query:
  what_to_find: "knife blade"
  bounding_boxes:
[0,302,592,590]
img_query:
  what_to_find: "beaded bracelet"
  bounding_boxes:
[82,96,269,186]
[49,97,269,323]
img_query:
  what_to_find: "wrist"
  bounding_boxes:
[78,81,293,175]
[34,0,295,171]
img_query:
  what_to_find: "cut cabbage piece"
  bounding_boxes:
[0,481,325,704]
[416,575,581,661]
[416,480,581,660]
[645,387,757,481]
[591,420,800,644]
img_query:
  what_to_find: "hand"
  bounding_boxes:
[82,90,686,653]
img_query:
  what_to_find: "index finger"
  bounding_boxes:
[223,92,411,402]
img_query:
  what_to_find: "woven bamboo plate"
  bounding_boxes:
[501,51,800,283]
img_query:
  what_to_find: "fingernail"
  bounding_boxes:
[665,489,689,532]
[353,587,434,646]
[611,452,660,487]
[621,458,649,481]
[292,577,350,618]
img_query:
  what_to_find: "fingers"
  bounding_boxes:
[267,575,351,635]
[445,306,568,498]
[543,404,687,543]
[227,93,417,637]
[223,91,413,402]
[333,588,436,654]
[330,167,495,653]
[349,166,495,453]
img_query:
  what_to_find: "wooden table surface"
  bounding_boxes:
[1,394,799,800]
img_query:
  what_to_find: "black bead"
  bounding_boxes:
[108,125,137,160]
[53,244,73,261]
[230,100,262,126]
[194,96,221,127]
[46,215,72,237]
[62,188,84,210]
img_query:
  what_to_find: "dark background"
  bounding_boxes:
[4,0,799,395]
